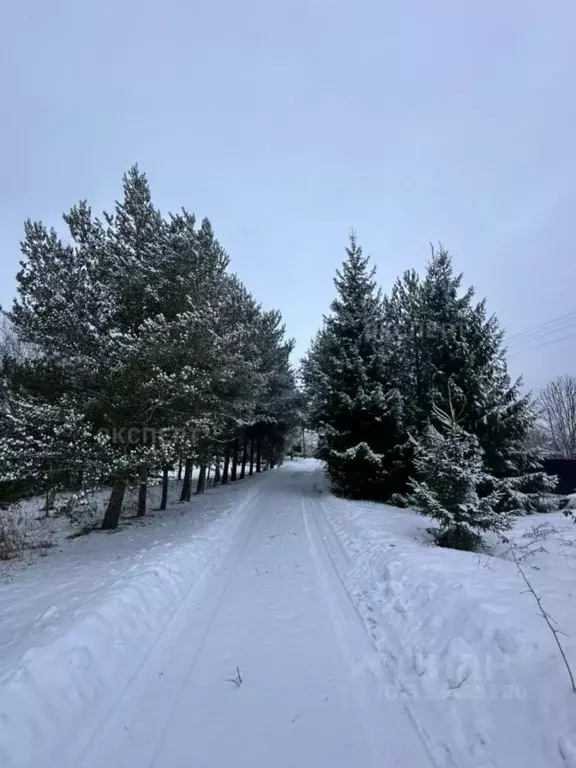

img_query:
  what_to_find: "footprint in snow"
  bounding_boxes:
[493,627,518,654]
[39,605,58,621]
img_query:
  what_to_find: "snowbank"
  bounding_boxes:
[318,476,576,768]
[560,493,576,513]
[0,479,260,768]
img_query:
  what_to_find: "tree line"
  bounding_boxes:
[302,234,556,549]
[0,167,301,530]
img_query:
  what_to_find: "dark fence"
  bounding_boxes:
[543,459,576,495]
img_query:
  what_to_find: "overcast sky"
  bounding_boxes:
[1,0,575,391]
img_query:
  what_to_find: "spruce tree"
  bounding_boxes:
[302,233,404,498]
[385,246,554,511]
[409,402,511,550]
[304,240,551,510]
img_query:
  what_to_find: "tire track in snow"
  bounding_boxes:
[75,467,384,767]
[69,488,263,768]
[145,492,266,767]
[301,492,441,767]
[48,463,450,768]
[313,490,467,768]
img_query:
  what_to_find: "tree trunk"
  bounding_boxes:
[231,438,239,481]
[222,446,231,484]
[249,436,255,476]
[196,464,207,494]
[240,434,248,479]
[256,439,262,473]
[137,481,147,517]
[102,480,126,530]
[213,457,221,486]
[180,459,193,502]
[160,466,169,511]
[413,325,422,403]
[43,488,56,517]
[177,459,183,482]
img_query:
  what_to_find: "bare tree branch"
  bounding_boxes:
[539,375,576,459]
[510,543,576,694]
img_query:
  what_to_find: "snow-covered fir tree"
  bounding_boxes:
[409,402,511,550]
[383,246,554,509]
[301,233,405,498]
[303,239,553,515]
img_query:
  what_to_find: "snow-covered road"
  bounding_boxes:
[7,460,574,767]
[4,461,576,767]
[64,462,432,768]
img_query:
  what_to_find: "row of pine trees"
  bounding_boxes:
[302,234,555,549]
[0,167,301,529]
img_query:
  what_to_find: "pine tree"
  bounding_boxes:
[249,308,300,468]
[0,389,106,506]
[7,165,300,528]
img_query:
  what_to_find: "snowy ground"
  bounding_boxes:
[0,471,202,569]
[1,459,575,767]
[320,476,576,768]
[0,472,260,767]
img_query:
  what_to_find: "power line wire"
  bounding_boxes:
[507,318,576,351]
[505,309,576,343]
[508,331,576,357]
